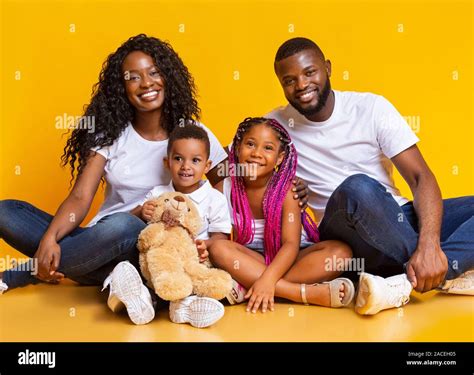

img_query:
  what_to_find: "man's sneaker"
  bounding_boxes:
[437,270,474,296]
[355,272,412,315]
[169,295,224,328]
[102,261,155,325]
[225,279,247,305]
[0,279,8,294]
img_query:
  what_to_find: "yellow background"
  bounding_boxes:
[1,0,473,250]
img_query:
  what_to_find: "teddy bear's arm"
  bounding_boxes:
[137,223,166,253]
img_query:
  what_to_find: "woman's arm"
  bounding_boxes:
[35,152,106,280]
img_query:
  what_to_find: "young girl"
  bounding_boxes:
[209,117,355,313]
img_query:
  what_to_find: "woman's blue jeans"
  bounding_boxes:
[0,199,146,289]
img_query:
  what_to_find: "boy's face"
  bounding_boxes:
[164,138,212,194]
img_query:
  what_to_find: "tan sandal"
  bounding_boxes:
[301,278,355,308]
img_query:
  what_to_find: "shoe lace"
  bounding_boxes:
[386,280,410,307]
[451,278,473,289]
[101,274,112,292]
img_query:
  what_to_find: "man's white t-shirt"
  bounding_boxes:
[266,90,419,223]
[86,122,227,227]
[141,180,232,240]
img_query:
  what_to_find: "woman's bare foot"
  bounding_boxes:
[304,283,346,307]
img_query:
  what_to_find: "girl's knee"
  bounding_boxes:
[208,239,233,266]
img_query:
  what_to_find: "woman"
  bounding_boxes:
[0,34,228,293]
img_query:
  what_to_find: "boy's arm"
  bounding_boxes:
[130,205,142,218]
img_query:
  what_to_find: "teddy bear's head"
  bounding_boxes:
[147,191,202,237]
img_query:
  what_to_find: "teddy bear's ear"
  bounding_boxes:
[182,196,202,236]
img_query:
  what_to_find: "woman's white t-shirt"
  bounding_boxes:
[86,122,227,227]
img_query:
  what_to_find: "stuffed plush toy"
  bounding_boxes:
[137,191,232,302]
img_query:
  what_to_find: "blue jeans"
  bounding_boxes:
[319,174,474,280]
[0,199,146,289]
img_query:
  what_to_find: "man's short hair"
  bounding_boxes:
[275,37,325,63]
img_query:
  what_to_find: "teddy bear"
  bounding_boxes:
[137,191,232,302]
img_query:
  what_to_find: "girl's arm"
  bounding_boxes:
[35,152,106,280]
[259,188,302,283]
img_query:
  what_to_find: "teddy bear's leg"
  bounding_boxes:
[184,260,233,300]
[139,253,153,289]
[147,248,194,301]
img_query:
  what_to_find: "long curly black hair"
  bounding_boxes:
[61,34,200,181]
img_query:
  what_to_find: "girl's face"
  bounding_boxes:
[122,51,165,113]
[238,123,285,181]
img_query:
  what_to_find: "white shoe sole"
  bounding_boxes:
[169,297,224,328]
[108,262,155,325]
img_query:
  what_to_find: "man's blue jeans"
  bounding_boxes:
[319,174,474,280]
[0,199,146,289]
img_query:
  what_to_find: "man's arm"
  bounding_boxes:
[391,144,448,292]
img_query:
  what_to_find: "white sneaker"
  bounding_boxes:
[437,270,474,296]
[225,279,247,305]
[0,279,8,294]
[169,295,224,328]
[102,261,155,325]
[355,272,412,315]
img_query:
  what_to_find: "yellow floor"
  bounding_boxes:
[0,279,472,342]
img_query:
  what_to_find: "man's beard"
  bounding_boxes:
[289,79,331,118]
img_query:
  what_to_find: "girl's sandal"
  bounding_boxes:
[301,278,355,308]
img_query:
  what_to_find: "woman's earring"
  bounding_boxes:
[274,164,279,172]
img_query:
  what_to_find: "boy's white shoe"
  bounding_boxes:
[169,295,224,328]
[102,261,155,325]
[0,279,8,294]
[225,279,247,305]
[355,272,412,315]
[437,270,474,296]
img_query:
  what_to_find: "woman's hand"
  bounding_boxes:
[195,239,209,263]
[245,276,276,313]
[141,201,157,222]
[34,237,64,283]
[292,178,309,211]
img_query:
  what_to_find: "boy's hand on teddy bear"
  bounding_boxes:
[141,201,157,222]
[195,239,209,263]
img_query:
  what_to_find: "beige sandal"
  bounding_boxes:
[301,278,355,308]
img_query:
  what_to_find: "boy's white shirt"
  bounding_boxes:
[86,122,227,227]
[141,180,232,240]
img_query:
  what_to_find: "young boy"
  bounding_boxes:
[102,123,232,328]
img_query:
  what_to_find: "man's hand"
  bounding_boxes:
[406,240,448,293]
[292,178,308,211]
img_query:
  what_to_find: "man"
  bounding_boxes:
[267,37,474,315]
